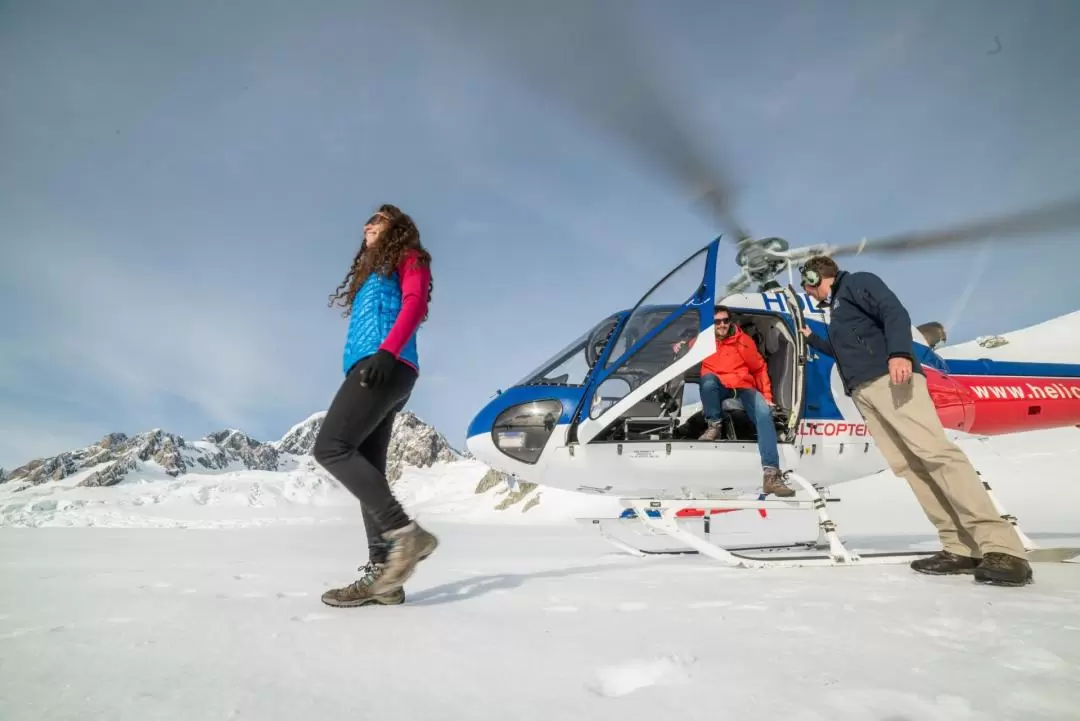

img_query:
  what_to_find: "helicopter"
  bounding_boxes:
[464,211,1080,568]
[445,5,1080,568]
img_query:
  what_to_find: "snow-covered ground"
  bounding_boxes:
[2,307,1079,720]
[2,518,1079,721]
[2,427,1080,720]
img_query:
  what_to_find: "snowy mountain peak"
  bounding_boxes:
[385,410,463,482]
[2,409,462,490]
[269,408,461,482]
[274,412,326,456]
[939,309,1080,362]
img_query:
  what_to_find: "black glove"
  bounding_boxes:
[357,349,398,388]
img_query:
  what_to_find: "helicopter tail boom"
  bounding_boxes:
[935,358,1080,436]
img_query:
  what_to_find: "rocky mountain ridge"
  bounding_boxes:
[1,410,461,491]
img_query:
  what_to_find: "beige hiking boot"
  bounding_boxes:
[369,521,439,593]
[762,467,795,497]
[698,421,723,441]
[321,562,406,607]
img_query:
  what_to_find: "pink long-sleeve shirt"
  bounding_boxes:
[378,250,430,369]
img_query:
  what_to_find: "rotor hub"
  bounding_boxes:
[734,237,790,287]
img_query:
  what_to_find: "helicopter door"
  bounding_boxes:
[573,240,720,444]
[779,283,809,438]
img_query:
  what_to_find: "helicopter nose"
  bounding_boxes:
[465,432,485,459]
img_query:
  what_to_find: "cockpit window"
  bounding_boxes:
[604,247,708,368]
[516,314,621,387]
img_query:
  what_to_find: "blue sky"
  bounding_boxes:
[2,0,1079,470]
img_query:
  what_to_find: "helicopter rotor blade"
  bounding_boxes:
[827,195,1080,258]
[429,1,752,241]
[717,269,752,298]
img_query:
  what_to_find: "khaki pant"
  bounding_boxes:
[852,373,1026,559]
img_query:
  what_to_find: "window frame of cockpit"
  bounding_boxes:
[515,313,624,388]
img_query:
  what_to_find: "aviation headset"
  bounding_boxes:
[798,264,822,288]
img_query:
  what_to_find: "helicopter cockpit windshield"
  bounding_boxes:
[514,314,621,387]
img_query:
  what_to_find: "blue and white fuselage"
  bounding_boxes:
[465,237,1080,500]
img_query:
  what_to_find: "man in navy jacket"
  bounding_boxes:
[797,255,1031,587]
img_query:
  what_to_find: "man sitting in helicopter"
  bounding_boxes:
[672,306,795,498]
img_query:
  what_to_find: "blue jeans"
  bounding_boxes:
[699,373,780,469]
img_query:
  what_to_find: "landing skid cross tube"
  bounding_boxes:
[579,471,933,568]
[579,471,1080,567]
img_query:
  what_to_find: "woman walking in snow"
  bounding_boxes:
[314,204,438,607]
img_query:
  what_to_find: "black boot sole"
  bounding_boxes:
[974,573,1033,587]
[322,593,405,608]
[911,567,977,576]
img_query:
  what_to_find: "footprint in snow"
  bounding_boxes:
[995,645,1067,673]
[776,625,816,634]
[589,655,696,697]
[687,600,732,609]
[0,627,39,640]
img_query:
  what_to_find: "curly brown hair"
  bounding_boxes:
[328,204,433,318]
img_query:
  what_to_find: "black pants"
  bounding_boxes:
[313,358,417,564]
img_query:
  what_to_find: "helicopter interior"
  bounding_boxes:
[588,307,800,445]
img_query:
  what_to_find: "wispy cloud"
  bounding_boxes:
[0,402,110,472]
[2,0,1078,471]
[1,243,331,466]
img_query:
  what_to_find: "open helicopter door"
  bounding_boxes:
[572,241,720,445]
[778,283,809,441]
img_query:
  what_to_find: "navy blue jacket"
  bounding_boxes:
[805,270,922,396]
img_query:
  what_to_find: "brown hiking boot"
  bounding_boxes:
[321,562,406,607]
[698,421,723,441]
[369,521,438,594]
[762,467,794,497]
[974,552,1033,586]
[910,550,979,576]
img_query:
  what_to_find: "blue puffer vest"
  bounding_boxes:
[342,270,420,375]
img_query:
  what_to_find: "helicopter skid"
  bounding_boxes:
[578,470,1080,567]
[577,471,905,568]
[580,515,934,568]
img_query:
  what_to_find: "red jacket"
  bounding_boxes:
[688,326,773,403]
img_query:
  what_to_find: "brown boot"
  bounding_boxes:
[368,521,439,594]
[698,421,723,441]
[910,550,979,576]
[974,552,1033,586]
[321,562,406,607]
[762,467,795,497]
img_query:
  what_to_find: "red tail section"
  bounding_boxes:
[674,507,768,519]
[927,359,1080,436]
